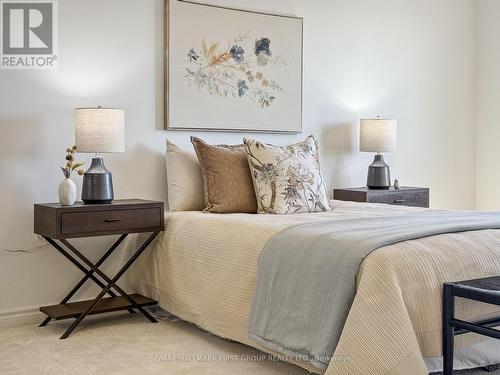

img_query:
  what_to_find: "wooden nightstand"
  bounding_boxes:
[333,187,429,208]
[34,199,164,339]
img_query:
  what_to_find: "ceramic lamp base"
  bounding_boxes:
[366,154,391,189]
[81,157,114,204]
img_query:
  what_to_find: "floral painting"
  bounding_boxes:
[243,136,331,214]
[185,31,285,108]
[166,0,303,132]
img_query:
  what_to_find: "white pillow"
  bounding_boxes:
[166,139,205,211]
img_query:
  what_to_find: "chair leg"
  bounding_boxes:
[443,283,455,375]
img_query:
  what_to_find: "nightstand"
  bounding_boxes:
[333,187,429,208]
[34,199,164,339]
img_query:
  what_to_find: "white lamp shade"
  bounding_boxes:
[75,108,125,153]
[359,119,397,153]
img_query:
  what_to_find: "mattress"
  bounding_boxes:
[127,200,500,374]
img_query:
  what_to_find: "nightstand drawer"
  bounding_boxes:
[334,187,429,208]
[34,199,164,238]
[61,207,162,236]
[368,191,428,207]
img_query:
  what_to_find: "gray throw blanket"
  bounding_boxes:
[248,211,500,369]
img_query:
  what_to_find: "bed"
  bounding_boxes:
[127,200,500,374]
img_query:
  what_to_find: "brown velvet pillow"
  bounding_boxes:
[190,137,258,213]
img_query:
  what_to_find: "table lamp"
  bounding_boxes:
[359,118,397,189]
[75,107,125,204]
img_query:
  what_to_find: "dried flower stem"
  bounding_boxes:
[61,145,84,178]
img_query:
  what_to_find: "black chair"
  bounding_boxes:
[443,276,500,375]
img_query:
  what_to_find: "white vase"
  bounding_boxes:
[58,177,77,206]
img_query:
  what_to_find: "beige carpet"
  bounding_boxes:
[0,310,497,375]
[1,312,307,375]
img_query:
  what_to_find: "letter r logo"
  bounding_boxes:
[2,1,54,54]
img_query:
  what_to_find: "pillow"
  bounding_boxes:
[165,139,205,211]
[243,136,331,214]
[191,137,257,213]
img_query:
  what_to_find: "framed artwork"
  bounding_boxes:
[164,0,303,133]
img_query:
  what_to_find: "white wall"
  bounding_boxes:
[0,0,477,315]
[476,0,500,210]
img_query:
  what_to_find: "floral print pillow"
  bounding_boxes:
[243,136,331,214]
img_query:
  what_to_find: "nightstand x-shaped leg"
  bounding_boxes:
[39,234,132,328]
[41,231,160,339]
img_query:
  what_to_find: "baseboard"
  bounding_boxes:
[0,307,44,329]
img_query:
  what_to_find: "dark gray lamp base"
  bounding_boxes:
[367,154,391,190]
[81,157,114,204]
